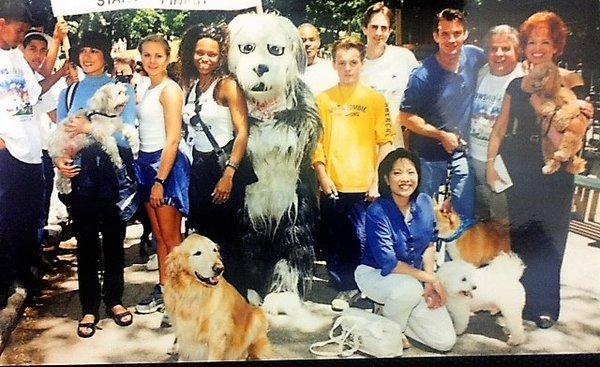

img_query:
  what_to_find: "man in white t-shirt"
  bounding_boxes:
[20,29,69,240]
[360,2,419,148]
[468,25,523,223]
[298,23,338,96]
[0,0,42,309]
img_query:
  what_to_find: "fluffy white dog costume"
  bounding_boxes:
[227,13,321,301]
[47,83,138,194]
[436,252,527,346]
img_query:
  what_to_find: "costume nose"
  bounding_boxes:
[213,263,224,275]
[254,64,269,77]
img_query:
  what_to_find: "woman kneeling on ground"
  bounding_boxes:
[354,148,456,352]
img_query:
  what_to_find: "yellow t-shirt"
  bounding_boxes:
[313,83,395,192]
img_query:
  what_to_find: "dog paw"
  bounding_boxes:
[542,160,560,175]
[553,150,570,162]
[507,333,526,346]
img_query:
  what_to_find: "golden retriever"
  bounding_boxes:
[436,207,511,268]
[163,234,272,361]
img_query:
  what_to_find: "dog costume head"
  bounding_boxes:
[166,234,225,288]
[227,12,306,106]
[521,61,561,96]
[87,82,129,116]
[436,260,477,299]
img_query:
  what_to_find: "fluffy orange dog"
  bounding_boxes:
[436,207,511,267]
[163,234,272,361]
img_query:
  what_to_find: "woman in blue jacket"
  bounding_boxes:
[355,148,456,352]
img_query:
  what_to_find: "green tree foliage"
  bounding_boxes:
[306,0,370,45]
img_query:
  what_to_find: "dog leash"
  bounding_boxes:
[436,145,467,252]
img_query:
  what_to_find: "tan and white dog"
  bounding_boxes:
[163,234,273,361]
[47,83,138,194]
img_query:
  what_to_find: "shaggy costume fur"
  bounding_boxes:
[47,83,138,194]
[163,234,272,361]
[521,61,589,175]
[437,252,527,346]
[227,13,321,299]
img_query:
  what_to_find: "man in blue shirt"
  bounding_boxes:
[400,8,485,221]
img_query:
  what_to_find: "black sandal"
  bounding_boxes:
[77,315,98,338]
[107,306,133,327]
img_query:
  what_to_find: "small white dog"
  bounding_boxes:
[437,252,527,346]
[47,83,138,194]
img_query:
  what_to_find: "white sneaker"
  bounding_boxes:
[146,254,159,271]
[331,289,361,312]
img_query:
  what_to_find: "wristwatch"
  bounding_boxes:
[225,159,239,171]
[155,177,166,186]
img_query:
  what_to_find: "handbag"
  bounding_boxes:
[309,307,404,358]
[190,81,258,186]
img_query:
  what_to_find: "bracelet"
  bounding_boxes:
[155,177,166,186]
[225,160,239,171]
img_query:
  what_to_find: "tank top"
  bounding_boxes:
[182,79,234,153]
[138,78,180,152]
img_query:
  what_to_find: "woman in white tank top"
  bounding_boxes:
[179,24,251,293]
[134,35,190,317]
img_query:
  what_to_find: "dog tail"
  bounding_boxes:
[247,289,263,307]
[487,251,525,280]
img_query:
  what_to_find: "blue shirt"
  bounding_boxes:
[361,193,438,276]
[400,45,485,161]
[57,74,137,147]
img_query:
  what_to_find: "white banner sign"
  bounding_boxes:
[50,0,262,16]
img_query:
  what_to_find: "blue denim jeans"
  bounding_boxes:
[419,151,475,222]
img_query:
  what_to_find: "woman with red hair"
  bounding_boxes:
[486,11,591,329]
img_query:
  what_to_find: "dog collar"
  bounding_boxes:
[86,111,118,119]
[438,218,477,242]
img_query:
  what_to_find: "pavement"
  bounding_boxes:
[1,221,600,364]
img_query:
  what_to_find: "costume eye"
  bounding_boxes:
[267,44,285,56]
[239,43,255,54]
[461,277,467,282]
[193,251,202,256]
[213,248,217,253]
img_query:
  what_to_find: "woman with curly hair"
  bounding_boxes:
[179,24,251,293]
[486,11,593,329]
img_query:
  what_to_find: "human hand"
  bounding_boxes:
[580,97,595,120]
[0,138,6,150]
[65,116,92,135]
[65,62,79,85]
[439,131,460,154]
[212,171,234,204]
[486,162,506,191]
[317,172,338,198]
[53,20,69,43]
[365,181,380,202]
[150,182,164,208]
[424,280,447,309]
[55,156,80,178]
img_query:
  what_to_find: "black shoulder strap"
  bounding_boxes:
[64,82,79,112]
[193,81,225,155]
